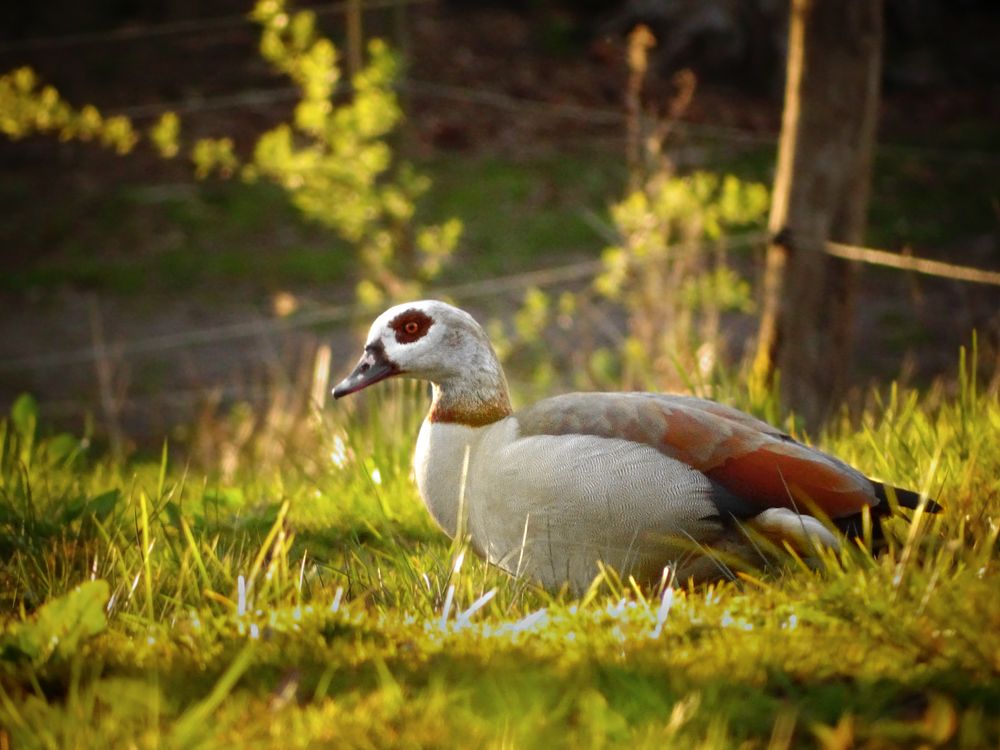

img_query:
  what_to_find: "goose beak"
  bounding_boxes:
[332,346,399,399]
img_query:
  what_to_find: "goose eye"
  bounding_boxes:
[389,308,434,344]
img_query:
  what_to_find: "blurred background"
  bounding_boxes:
[0,0,997,458]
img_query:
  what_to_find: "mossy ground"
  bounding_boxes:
[1,350,998,749]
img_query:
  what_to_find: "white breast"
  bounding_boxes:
[413,418,485,538]
[414,415,728,592]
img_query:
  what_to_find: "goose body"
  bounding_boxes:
[334,300,932,592]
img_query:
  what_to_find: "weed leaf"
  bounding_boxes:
[1,579,110,666]
[10,394,38,438]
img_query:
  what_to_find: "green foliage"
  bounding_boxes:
[148,111,180,159]
[0,0,461,306]
[596,170,768,390]
[244,0,461,304]
[490,168,768,397]
[0,67,137,153]
[191,137,239,179]
[478,47,767,396]
[0,355,998,747]
[1,581,109,667]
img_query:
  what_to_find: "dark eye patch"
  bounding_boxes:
[389,309,434,344]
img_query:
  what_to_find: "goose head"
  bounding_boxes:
[332,300,512,425]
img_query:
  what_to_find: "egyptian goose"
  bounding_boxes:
[333,300,935,592]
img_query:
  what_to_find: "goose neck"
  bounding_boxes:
[428,374,512,427]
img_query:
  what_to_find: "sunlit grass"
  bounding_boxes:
[1,352,998,748]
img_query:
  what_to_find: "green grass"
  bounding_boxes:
[421,151,625,275]
[0,179,354,295]
[3,133,995,298]
[1,347,998,749]
[1,150,624,297]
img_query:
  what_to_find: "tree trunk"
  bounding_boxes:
[752,0,883,430]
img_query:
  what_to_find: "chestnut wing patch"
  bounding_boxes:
[703,441,878,518]
[514,393,877,518]
[389,309,434,344]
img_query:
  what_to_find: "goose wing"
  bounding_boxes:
[513,392,878,520]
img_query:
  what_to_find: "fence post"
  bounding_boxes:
[751,0,883,429]
[347,0,363,78]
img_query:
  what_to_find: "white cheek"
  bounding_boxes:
[381,331,406,361]
[381,327,446,374]
[381,330,428,361]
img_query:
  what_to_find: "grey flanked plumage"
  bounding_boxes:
[333,300,937,593]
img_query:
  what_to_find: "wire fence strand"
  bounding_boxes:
[9,228,995,378]
[4,230,996,419]
[0,234,770,373]
[3,11,996,163]
[825,241,1000,286]
[104,76,1000,164]
[0,0,435,53]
